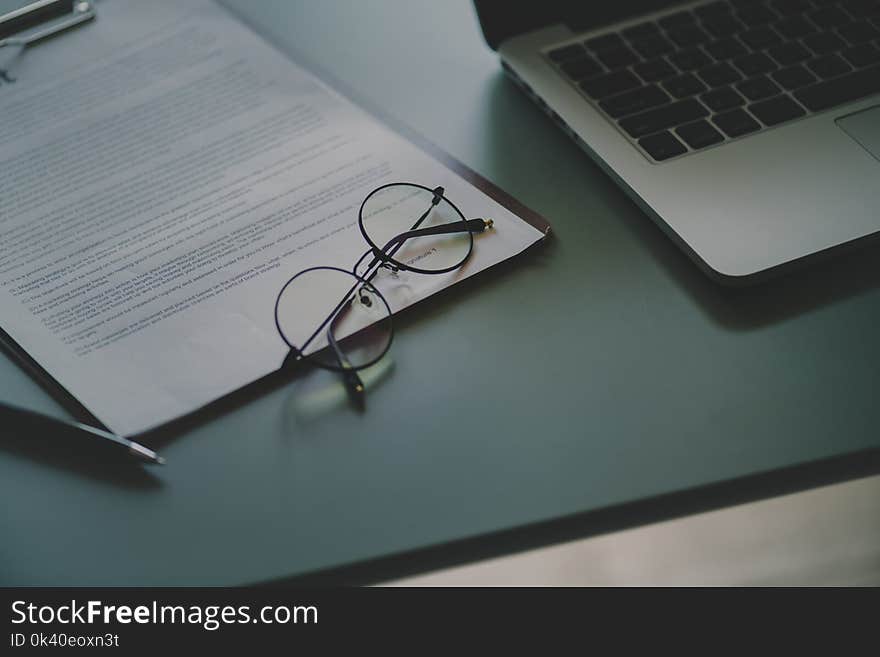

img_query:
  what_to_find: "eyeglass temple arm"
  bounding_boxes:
[379,218,493,255]
[325,302,366,408]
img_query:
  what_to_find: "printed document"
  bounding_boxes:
[0,0,545,435]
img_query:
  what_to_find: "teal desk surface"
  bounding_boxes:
[2,0,879,586]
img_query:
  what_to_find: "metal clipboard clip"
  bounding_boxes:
[0,0,95,51]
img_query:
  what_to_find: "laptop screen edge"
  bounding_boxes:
[474,0,687,50]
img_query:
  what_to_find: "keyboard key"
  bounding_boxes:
[698,62,743,86]
[807,53,852,78]
[803,31,847,55]
[701,85,747,111]
[749,95,806,124]
[767,42,811,65]
[836,22,880,45]
[639,131,687,161]
[669,48,712,71]
[713,108,762,136]
[600,85,671,118]
[729,0,763,9]
[657,11,697,30]
[771,0,813,16]
[841,43,880,67]
[668,25,712,47]
[676,119,725,148]
[580,70,642,98]
[633,58,677,82]
[548,44,585,62]
[775,16,816,39]
[620,98,709,138]
[729,0,766,11]
[597,46,641,69]
[663,73,708,98]
[840,0,880,18]
[631,34,676,57]
[623,21,660,40]
[703,16,746,38]
[695,1,732,21]
[794,63,880,110]
[734,52,778,75]
[737,6,779,26]
[772,64,818,89]
[705,38,748,60]
[659,11,696,30]
[585,33,625,51]
[808,7,851,27]
[736,74,782,100]
[561,55,603,81]
[739,26,782,50]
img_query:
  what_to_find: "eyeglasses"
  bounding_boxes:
[274,182,493,406]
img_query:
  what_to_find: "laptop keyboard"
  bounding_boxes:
[545,0,880,162]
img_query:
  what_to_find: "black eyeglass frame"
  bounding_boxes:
[274,265,394,373]
[273,181,492,401]
[356,181,475,276]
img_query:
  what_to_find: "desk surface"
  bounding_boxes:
[2,0,879,586]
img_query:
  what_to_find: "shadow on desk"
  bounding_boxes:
[646,230,880,332]
[266,446,880,586]
[484,73,880,332]
[0,429,162,490]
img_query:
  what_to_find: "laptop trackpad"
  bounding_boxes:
[837,106,880,163]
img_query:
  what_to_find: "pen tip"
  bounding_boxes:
[128,441,165,465]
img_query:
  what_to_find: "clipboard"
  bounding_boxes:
[0,0,102,426]
[0,0,95,48]
[0,0,552,440]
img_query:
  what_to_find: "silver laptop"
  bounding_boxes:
[475,0,880,283]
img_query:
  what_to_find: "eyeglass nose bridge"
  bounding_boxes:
[368,245,399,266]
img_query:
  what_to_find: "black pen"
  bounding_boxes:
[2,401,164,465]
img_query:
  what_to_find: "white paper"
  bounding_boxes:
[0,0,545,435]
